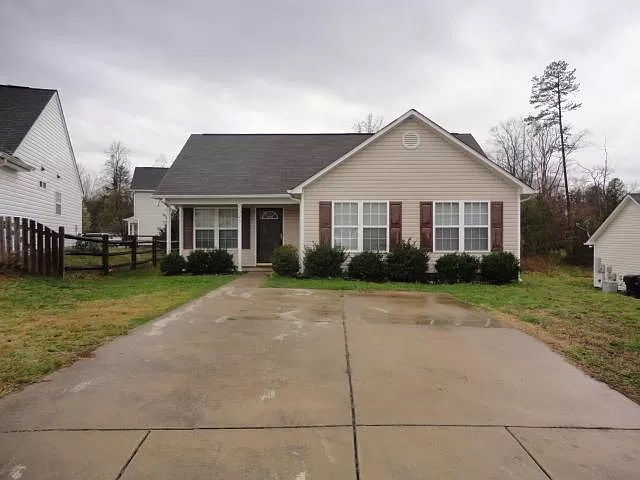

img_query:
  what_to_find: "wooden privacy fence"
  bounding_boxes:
[0,216,161,278]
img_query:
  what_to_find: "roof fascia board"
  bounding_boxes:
[585,195,634,245]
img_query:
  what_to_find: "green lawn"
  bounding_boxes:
[0,269,235,396]
[264,269,640,403]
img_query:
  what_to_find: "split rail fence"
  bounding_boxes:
[0,216,161,278]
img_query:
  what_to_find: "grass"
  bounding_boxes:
[264,267,640,403]
[0,269,235,396]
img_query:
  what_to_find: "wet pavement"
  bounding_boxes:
[1,273,639,479]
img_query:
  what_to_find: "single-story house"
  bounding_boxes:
[125,167,169,236]
[0,85,83,235]
[585,193,640,289]
[153,109,534,270]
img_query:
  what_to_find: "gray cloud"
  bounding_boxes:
[2,0,639,185]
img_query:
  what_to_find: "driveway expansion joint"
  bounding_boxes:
[341,294,361,480]
[115,429,150,480]
[505,426,553,480]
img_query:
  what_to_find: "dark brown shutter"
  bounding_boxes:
[491,201,503,251]
[389,201,402,248]
[242,207,250,249]
[420,201,433,252]
[319,201,332,247]
[183,207,193,249]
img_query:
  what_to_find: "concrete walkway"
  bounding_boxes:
[1,272,639,479]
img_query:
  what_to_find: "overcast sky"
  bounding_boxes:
[2,0,639,185]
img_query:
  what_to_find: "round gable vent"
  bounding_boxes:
[402,131,420,149]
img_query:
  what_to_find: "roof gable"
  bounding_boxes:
[0,85,56,154]
[586,194,640,244]
[131,167,169,190]
[290,109,534,194]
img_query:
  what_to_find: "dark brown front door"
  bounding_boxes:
[257,208,283,263]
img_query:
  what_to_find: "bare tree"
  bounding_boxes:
[154,154,169,167]
[353,113,384,133]
[526,60,582,223]
[102,141,131,193]
[579,135,611,219]
[489,118,533,185]
[77,163,100,201]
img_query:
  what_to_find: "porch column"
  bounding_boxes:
[178,206,184,256]
[298,194,305,272]
[166,204,172,254]
[237,202,243,272]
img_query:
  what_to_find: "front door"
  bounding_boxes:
[257,208,283,263]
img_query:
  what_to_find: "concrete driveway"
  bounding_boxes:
[1,273,640,479]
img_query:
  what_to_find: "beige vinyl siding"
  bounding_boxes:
[302,117,520,266]
[282,204,299,249]
[593,200,640,288]
[0,93,82,236]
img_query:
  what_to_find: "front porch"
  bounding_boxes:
[164,197,300,271]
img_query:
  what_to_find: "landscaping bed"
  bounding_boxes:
[0,269,235,396]
[264,267,640,404]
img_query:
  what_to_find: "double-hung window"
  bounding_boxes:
[55,192,62,215]
[333,201,388,252]
[434,201,489,252]
[194,208,238,250]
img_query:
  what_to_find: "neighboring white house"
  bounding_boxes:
[152,109,534,270]
[585,193,640,289]
[0,85,83,235]
[125,167,168,237]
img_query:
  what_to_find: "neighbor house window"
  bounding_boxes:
[333,201,388,252]
[194,208,238,250]
[55,192,62,215]
[434,201,489,252]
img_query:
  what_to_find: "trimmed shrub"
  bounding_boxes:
[303,243,347,278]
[435,253,461,283]
[458,253,480,282]
[208,249,236,274]
[480,251,520,284]
[160,252,186,275]
[386,240,428,282]
[348,251,387,282]
[271,245,300,276]
[186,249,211,275]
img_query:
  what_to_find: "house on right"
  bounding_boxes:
[585,193,640,289]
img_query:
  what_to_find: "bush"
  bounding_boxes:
[303,243,347,278]
[386,240,428,282]
[348,251,387,281]
[436,253,480,283]
[160,252,186,275]
[271,245,300,277]
[208,248,236,274]
[186,249,211,275]
[480,251,520,284]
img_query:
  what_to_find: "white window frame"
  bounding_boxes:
[433,200,491,253]
[193,207,238,250]
[331,200,390,253]
[55,191,62,215]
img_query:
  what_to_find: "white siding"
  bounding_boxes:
[302,117,521,266]
[593,200,640,288]
[132,191,167,236]
[0,93,83,235]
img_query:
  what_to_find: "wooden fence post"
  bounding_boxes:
[36,222,44,275]
[131,235,137,270]
[51,230,58,276]
[5,216,13,263]
[152,236,158,267]
[13,216,20,268]
[22,219,29,273]
[102,234,110,275]
[58,226,65,278]
[44,227,52,276]
[0,217,5,265]
[29,220,36,274]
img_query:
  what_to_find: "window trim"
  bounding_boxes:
[193,207,239,250]
[433,200,491,253]
[55,191,62,215]
[331,200,390,253]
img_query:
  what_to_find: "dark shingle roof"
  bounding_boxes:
[0,85,56,154]
[131,167,169,190]
[154,134,372,196]
[154,130,487,196]
[630,193,640,204]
